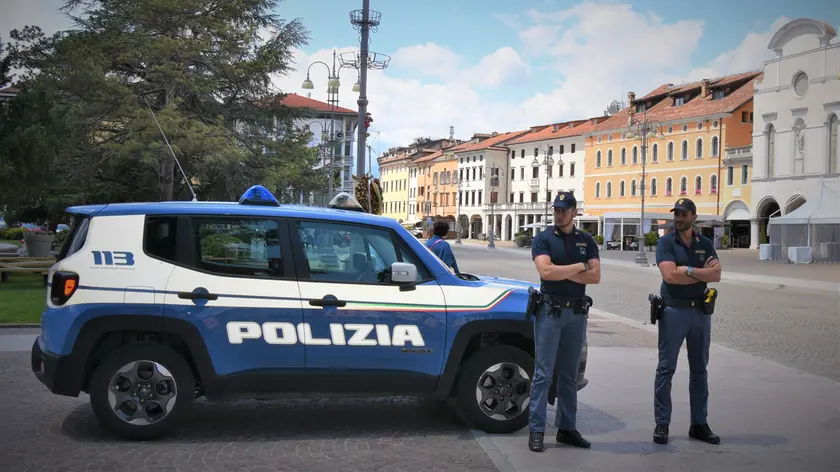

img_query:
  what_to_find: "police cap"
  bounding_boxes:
[670,197,697,213]
[552,191,577,209]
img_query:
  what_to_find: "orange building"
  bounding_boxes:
[583,70,762,249]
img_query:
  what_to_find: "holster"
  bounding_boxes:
[648,294,663,325]
[703,288,718,315]
[526,286,541,321]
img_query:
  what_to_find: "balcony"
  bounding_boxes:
[529,178,541,189]
[724,145,752,164]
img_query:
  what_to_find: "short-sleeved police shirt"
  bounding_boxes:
[655,229,718,299]
[531,227,600,298]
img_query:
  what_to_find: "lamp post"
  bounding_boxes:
[455,176,463,244]
[307,120,332,205]
[347,1,390,178]
[625,109,665,266]
[488,165,505,249]
[301,50,359,198]
[532,146,560,231]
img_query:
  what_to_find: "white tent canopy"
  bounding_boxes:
[769,181,840,225]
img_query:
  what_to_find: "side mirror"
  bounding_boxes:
[390,262,417,291]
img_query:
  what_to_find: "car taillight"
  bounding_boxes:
[50,271,79,305]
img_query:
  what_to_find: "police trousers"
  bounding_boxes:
[528,303,586,432]
[654,305,711,426]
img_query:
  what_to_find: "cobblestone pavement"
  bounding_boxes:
[1,352,499,472]
[454,245,840,382]
[454,239,840,283]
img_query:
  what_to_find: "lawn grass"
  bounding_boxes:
[0,273,45,324]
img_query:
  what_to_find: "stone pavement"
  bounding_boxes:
[452,238,840,294]
[477,308,840,472]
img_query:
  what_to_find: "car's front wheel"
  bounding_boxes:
[89,343,195,440]
[455,345,533,434]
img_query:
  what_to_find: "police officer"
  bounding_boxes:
[527,191,600,452]
[653,198,722,445]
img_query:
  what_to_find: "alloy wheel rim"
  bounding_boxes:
[107,360,177,425]
[475,362,530,420]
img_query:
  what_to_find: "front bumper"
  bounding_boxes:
[31,336,82,397]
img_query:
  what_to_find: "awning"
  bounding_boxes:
[725,208,751,221]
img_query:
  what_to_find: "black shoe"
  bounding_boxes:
[555,429,591,448]
[528,431,544,452]
[689,423,721,444]
[653,424,669,444]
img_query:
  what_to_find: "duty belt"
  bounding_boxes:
[661,297,705,308]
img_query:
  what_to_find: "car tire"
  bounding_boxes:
[89,343,195,440]
[455,345,533,434]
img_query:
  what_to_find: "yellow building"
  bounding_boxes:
[377,148,412,222]
[583,71,762,249]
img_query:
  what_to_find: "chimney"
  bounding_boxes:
[553,124,559,131]
[701,79,710,98]
[628,91,636,104]
[628,91,636,125]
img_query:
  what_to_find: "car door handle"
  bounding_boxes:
[309,295,346,307]
[178,290,219,300]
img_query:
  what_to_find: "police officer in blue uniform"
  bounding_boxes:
[527,191,601,452]
[653,198,722,445]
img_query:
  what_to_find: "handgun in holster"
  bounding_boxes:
[648,294,663,325]
[583,295,594,316]
[703,288,718,315]
[526,286,541,321]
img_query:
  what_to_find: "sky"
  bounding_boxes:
[2,0,839,177]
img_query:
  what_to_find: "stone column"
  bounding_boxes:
[750,218,759,250]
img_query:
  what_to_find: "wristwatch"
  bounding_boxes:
[582,262,590,271]
[685,266,694,276]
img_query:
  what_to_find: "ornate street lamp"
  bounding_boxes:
[301,50,360,198]
[532,145,562,231]
[487,165,505,249]
[625,109,666,266]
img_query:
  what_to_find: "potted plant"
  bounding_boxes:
[644,230,659,251]
[24,229,56,257]
[594,234,604,247]
[720,234,729,249]
[514,230,529,248]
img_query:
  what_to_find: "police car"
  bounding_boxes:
[31,185,589,440]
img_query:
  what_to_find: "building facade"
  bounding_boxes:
[502,119,600,238]
[451,131,529,240]
[280,93,358,204]
[583,71,761,249]
[377,147,412,222]
[750,18,840,249]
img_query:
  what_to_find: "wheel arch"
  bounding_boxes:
[434,319,534,399]
[65,315,216,395]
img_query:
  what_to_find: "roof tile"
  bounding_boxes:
[590,70,762,133]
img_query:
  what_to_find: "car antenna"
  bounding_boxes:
[143,95,198,202]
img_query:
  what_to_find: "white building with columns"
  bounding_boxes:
[501,118,603,239]
[750,18,840,254]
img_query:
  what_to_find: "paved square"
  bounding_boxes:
[478,310,840,472]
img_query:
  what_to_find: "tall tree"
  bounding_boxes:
[3,0,323,211]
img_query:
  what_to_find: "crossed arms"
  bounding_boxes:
[658,256,721,284]
[533,255,601,284]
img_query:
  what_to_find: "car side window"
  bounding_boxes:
[191,217,284,278]
[295,220,398,284]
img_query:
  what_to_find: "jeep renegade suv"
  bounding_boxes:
[31,186,588,440]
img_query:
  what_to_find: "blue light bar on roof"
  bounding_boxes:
[238,185,280,206]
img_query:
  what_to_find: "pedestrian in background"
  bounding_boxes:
[527,191,600,452]
[652,198,722,445]
[425,221,459,273]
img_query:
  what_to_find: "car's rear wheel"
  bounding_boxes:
[89,343,195,440]
[455,345,533,434]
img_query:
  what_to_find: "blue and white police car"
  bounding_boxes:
[31,185,589,440]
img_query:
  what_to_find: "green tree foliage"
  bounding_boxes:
[0,0,327,224]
